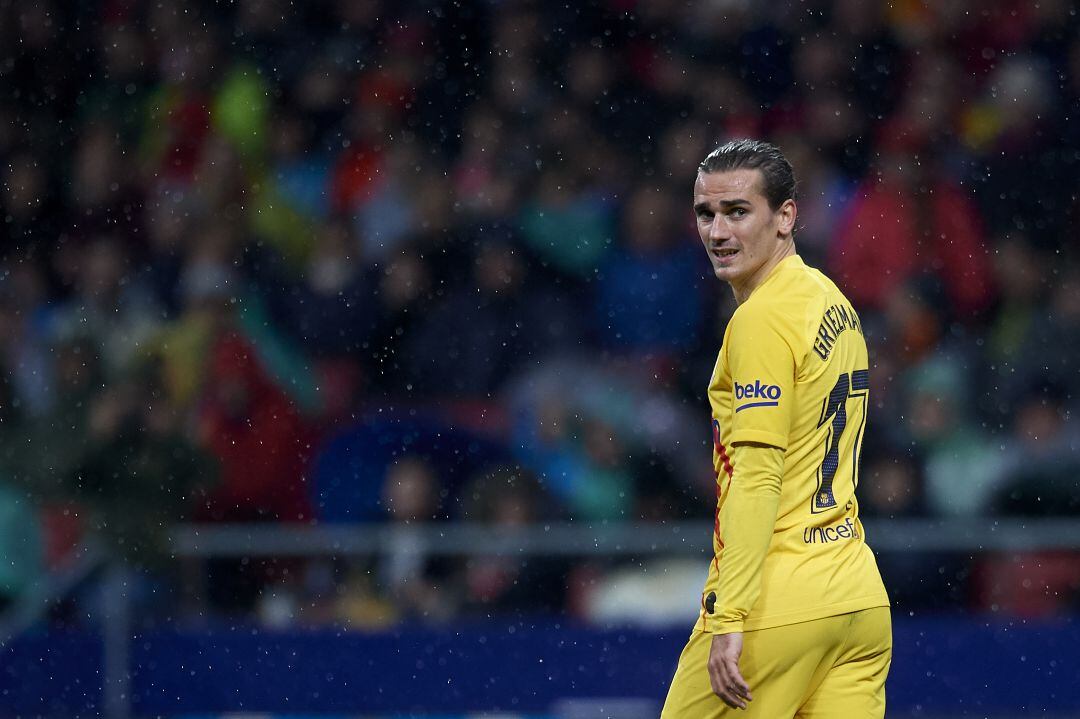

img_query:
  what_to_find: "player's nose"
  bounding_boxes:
[708,216,730,242]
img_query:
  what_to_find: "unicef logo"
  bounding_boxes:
[734,380,781,401]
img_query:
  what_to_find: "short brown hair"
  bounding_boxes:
[699,139,796,211]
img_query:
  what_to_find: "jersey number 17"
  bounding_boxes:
[813,369,869,513]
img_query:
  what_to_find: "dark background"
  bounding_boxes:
[0,2,1078,713]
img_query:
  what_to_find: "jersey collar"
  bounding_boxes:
[749,252,804,299]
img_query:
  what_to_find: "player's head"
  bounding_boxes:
[693,139,798,294]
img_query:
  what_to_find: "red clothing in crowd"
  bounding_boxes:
[830,177,995,317]
[197,333,313,523]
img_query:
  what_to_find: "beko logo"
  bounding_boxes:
[734,380,781,411]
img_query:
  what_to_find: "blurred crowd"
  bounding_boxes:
[1,0,1079,625]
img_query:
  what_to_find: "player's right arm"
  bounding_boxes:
[710,303,799,635]
[711,442,784,636]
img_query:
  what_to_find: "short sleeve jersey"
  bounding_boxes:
[696,254,890,633]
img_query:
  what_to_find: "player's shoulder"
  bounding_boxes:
[731,256,854,359]
[787,258,864,325]
[773,254,840,299]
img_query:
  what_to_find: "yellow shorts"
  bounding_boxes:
[661,607,891,719]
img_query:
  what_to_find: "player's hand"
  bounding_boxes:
[708,632,752,710]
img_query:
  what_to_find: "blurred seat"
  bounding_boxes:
[973,551,1080,617]
[310,414,514,523]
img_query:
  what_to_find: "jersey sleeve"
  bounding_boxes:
[711,442,784,634]
[725,302,798,449]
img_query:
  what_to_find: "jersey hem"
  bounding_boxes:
[694,594,890,634]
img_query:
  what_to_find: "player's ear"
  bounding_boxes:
[776,199,797,238]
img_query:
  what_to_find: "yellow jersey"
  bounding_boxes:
[696,254,889,634]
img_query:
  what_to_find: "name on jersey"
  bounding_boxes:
[812,303,864,361]
[734,380,781,411]
[803,518,860,544]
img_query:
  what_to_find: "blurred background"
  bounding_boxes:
[0,0,1078,716]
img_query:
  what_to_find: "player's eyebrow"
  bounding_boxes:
[694,199,751,214]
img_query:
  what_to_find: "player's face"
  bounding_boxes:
[693,168,796,295]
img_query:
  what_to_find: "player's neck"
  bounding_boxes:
[730,241,796,305]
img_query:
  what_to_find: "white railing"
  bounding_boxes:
[170,518,1080,557]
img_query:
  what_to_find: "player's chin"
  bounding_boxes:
[712,264,740,282]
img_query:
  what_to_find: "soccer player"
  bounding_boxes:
[661,140,891,718]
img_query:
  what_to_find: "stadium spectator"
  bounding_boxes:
[775,133,856,267]
[963,55,1069,247]
[67,367,216,570]
[904,354,1007,517]
[452,103,524,222]
[196,332,314,523]
[378,456,457,622]
[519,166,614,279]
[366,247,435,396]
[406,236,581,396]
[274,219,378,358]
[69,122,143,240]
[994,385,1080,516]
[48,236,164,380]
[595,185,705,356]
[1,151,60,249]
[2,335,101,506]
[459,466,566,614]
[0,479,43,613]
[0,261,54,420]
[512,397,637,523]
[830,122,995,320]
[1031,267,1080,405]
[982,234,1050,418]
[860,453,925,520]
